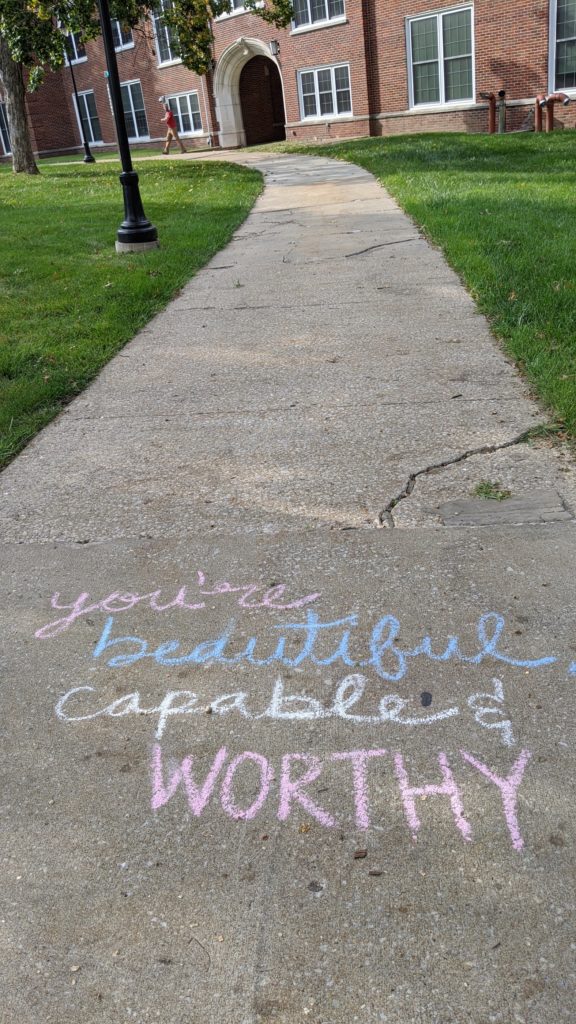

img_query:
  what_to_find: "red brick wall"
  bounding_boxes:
[8,1,576,155]
[211,4,371,140]
[366,0,576,134]
[23,69,78,153]
[59,24,213,151]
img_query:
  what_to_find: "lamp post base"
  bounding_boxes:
[116,170,158,252]
[116,238,160,254]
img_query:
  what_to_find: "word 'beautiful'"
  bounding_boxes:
[88,610,559,681]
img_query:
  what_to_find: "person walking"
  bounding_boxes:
[161,102,187,154]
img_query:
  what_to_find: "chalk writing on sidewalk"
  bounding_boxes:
[86,609,557,678]
[55,673,514,747]
[34,575,321,639]
[150,744,532,851]
[34,575,565,850]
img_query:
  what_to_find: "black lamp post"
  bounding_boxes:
[66,42,95,163]
[96,0,158,252]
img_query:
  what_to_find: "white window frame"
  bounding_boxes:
[111,19,134,51]
[120,79,150,140]
[216,0,246,17]
[165,91,203,135]
[549,0,576,94]
[0,101,11,155]
[291,0,346,33]
[66,31,87,64]
[406,4,475,109]
[297,63,352,121]
[151,0,181,66]
[73,90,103,144]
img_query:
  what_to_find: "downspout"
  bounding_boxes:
[535,94,546,132]
[544,91,570,132]
[497,89,506,133]
[479,91,496,133]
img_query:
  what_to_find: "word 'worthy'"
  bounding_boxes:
[152,745,532,851]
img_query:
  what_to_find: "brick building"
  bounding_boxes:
[1,0,575,160]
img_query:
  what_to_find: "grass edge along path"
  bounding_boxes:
[258,133,576,440]
[0,159,262,468]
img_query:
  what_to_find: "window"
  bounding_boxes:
[75,91,102,143]
[111,19,133,50]
[167,92,203,134]
[298,64,352,119]
[120,80,149,139]
[152,0,179,64]
[292,0,344,29]
[66,31,86,63]
[0,102,11,155]
[552,0,576,89]
[407,6,473,106]
[216,0,251,19]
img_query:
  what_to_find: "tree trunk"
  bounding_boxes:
[0,35,39,174]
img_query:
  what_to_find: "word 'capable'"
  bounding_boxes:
[57,674,515,746]
[151,744,532,850]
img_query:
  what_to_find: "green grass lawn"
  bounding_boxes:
[263,132,576,438]
[0,145,210,169]
[0,158,262,467]
[38,145,211,165]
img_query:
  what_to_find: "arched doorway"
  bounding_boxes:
[213,38,287,148]
[239,56,286,146]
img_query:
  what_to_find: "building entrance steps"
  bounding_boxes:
[1,154,576,1023]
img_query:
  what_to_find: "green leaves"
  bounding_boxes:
[0,0,294,82]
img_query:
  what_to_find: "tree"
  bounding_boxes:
[0,0,293,174]
[0,34,38,173]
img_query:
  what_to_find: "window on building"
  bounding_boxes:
[407,6,473,106]
[66,31,87,63]
[167,92,203,134]
[120,80,149,139]
[111,19,133,50]
[0,102,11,155]
[298,64,352,118]
[553,0,576,89]
[152,0,179,64]
[75,91,102,143]
[292,0,344,29]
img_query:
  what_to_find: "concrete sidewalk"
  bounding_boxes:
[2,152,576,540]
[2,154,576,1023]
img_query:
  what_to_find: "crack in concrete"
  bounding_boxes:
[378,428,541,527]
[345,237,420,258]
[279,238,422,267]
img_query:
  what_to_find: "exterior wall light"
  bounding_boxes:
[269,40,280,57]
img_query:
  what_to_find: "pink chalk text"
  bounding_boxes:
[35,573,321,639]
[150,744,532,850]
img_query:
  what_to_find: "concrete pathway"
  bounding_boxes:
[2,154,576,1023]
